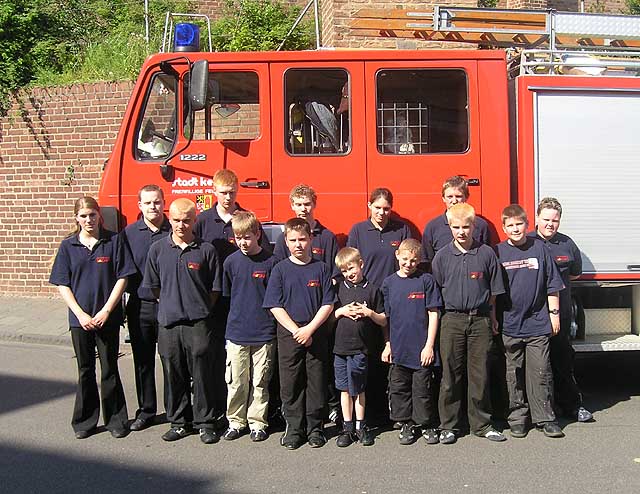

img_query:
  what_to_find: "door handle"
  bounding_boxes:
[240,180,270,189]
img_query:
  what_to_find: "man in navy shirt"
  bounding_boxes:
[531,197,593,423]
[381,239,442,446]
[143,198,222,444]
[497,204,565,439]
[193,169,269,425]
[422,175,491,266]
[263,218,336,450]
[122,184,171,431]
[221,211,279,443]
[432,203,507,444]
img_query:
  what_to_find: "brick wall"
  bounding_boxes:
[0,83,134,296]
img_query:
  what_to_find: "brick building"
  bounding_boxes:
[0,0,633,296]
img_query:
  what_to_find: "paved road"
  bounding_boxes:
[1,342,639,494]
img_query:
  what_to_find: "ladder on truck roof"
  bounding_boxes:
[351,7,640,75]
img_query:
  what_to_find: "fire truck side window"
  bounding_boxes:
[136,74,177,160]
[187,72,260,141]
[376,69,469,154]
[284,69,350,155]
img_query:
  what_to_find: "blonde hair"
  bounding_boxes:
[537,197,562,217]
[335,247,362,270]
[213,169,238,188]
[231,210,260,236]
[289,184,317,205]
[284,217,311,236]
[66,196,101,238]
[446,203,475,225]
[169,198,196,216]
[397,238,421,256]
[501,204,528,224]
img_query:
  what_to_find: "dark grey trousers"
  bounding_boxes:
[502,334,556,426]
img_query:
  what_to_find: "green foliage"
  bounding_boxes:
[0,0,191,113]
[477,0,498,8]
[211,0,315,52]
[627,0,640,15]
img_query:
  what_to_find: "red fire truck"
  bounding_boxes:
[98,7,640,351]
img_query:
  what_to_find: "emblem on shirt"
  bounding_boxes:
[390,240,401,248]
[252,271,267,279]
[408,292,425,299]
[555,255,569,263]
[196,194,214,212]
[502,258,539,270]
[470,271,484,279]
[312,247,324,255]
[95,257,110,263]
[307,279,320,287]
[188,262,201,270]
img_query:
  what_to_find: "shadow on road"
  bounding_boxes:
[0,443,214,493]
[0,374,76,416]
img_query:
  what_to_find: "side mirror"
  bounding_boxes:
[190,60,209,111]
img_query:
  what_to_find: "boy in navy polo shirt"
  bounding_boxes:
[194,169,270,425]
[531,197,592,423]
[422,175,491,266]
[263,218,336,450]
[222,211,279,442]
[381,239,442,445]
[333,247,386,447]
[122,184,171,431]
[497,204,565,439]
[143,198,222,445]
[432,203,506,445]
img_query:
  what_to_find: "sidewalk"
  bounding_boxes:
[0,296,73,346]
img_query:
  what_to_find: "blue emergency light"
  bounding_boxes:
[174,23,200,52]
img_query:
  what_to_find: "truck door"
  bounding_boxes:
[364,60,482,235]
[270,62,366,239]
[128,62,272,222]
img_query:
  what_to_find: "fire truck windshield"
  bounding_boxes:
[136,73,177,160]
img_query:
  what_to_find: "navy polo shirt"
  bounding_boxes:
[497,237,564,338]
[431,241,505,313]
[262,258,336,325]
[347,218,412,288]
[381,271,443,370]
[528,230,582,318]
[122,217,171,300]
[222,249,278,345]
[334,278,385,356]
[143,235,222,327]
[422,212,490,264]
[49,229,136,328]
[274,220,340,278]
[194,202,270,263]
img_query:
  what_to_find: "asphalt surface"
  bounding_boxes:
[1,297,639,493]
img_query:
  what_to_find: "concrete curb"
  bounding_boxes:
[0,330,72,347]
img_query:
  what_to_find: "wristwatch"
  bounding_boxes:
[549,309,560,315]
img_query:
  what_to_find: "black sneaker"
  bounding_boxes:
[357,427,375,446]
[439,430,457,445]
[481,428,507,442]
[422,428,439,444]
[162,426,193,442]
[281,434,305,450]
[223,427,242,441]
[510,424,528,438]
[336,430,357,447]
[537,422,565,438]
[199,428,220,444]
[329,407,342,425]
[74,429,95,440]
[110,428,129,439]
[398,423,417,445]
[250,429,268,442]
[130,417,153,432]
[308,431,327,448]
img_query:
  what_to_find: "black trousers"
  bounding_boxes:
[550,316,582,414]
[126,297,159,421]
[211,301,229,420]
[365,326,390,424]
[388,364,437,426]
[71,325,128,433]
[438,313,493,435]
[277,324,327,438]
[158,319,217,429]
[325,314,340,413]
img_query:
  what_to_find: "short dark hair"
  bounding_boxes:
[369,187,393,206]
[284,217,311,237]
[138,184,164,201]
[501,204,528,224]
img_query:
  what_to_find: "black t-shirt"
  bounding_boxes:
[333,278,385,356]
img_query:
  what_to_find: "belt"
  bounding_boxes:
[445,309,490,317]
